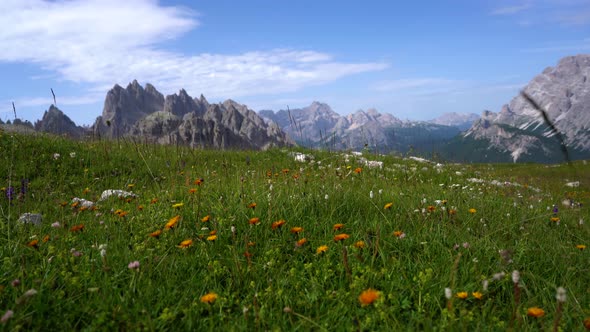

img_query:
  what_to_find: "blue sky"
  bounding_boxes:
[1,0,589,125]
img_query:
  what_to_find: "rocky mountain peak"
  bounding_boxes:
[34,104,84,138]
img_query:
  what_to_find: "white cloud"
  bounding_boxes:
[0,0,387,101]
[372,78,456,92]
[491,3,532,15]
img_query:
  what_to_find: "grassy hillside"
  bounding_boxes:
[1,130,589,330]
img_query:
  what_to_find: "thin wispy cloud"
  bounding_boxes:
[0,0,387,104]
[372,78,456,92]
[491,3,532,15]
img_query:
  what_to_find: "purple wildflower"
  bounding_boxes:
[1,310,14,324]
[553,205,559,214]
[128,261,140,270]
[6,186,14,202]
[20,179,28,196]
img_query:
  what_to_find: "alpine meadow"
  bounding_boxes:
[0,131,589,330]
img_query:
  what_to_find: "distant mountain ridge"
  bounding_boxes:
[260,103,475,153]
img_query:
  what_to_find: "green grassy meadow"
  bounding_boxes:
[1,131,589,331]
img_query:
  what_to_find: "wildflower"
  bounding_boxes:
[128,261,140,270]
[448,209,457,215]
[393,231,405,238]
[354,241,365,249]
[149,230,162,238]
[11,279,20,287]
[492,272,506,281]
[116,210,128,218]
[550,217,560,223]
[358,289,379,306]
[71,201,80,208]
[188,188,197,194]
[71,250,82,257]
[527,307,545,318]
[472,292,483,300]
[165,215,180,229]
[468,208,476,214]
[427,205,436,212]
[370,191,374,199]
[150,198,158,204]
[462,242,470,249]
[556,287,566,302]
[172,202,184,209]
[137,205,144,211]
[27,239,39,249]
[296,238,307,247]
[248,217,260,225]
[247,202,257,209]
[354,167,362,174]
[384,202,393,210]
[42,235,50,243]
[247,241,255,247]
[456,292,468,299]
[209,230,217,235]
[1,310,14,324]
[316,245,328,254]
[333,223,344,231]
[207,235,217,241]
[272,219,286,230]
[201,215,210,222]
[194,178,204,186]
[334,233,350,242]
[444,288,452,300]
[576,244,586,250]
[200,292,218,304]
[512,270,520,284]
[290,227,303,234]
[584,317,590,330]
[127,184,135,189]
[178,239,193,248]
[70,224,84,232]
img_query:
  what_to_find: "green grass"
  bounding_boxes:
[1,131,589,331]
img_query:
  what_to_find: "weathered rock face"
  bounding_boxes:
[92,81,293,150]
[34,105,85,138]
[93,80,165,138]
[464,54,590,162]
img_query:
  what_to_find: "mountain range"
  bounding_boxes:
[4,54,590,163]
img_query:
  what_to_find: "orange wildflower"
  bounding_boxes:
[393,231,405,238]
[70,224,84,232]
[384,202,393,210]
[427,205,436,212]
[42,235,50,243]
[527,307,545,318]
[354,167,362,174]
[200,292,217,304]
[576,244,586,250]
[296,238,307,247]
[189,188,197,194]
[358,289,380,306]
[468,208,477,214]
[178,239,193,248]
[149,230,162,238]
[247,202,257,209]
[316,245,329,254]
[334,233,350,242]
[551,217,560,223]
[117,210,128,218]
[456,292,468,299]
[137,205,144,211]
[584,317,590,330]
[59,201,68,207]
[354,241,365,249]
[27,239,39,249]
[194,178,204,186]
[272,219,286,230]
[333,223,344,231]
[248,217,260,225]
[290,227,303,234]
[71,201,79,208]
[247,241,256,247]
[282,169,289,174]
[201,215,210,222]
[207,235,217,241]
[150,198,158,204]
[165,215,181,229]
[472,292,483,300]
[209,230,217,235]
